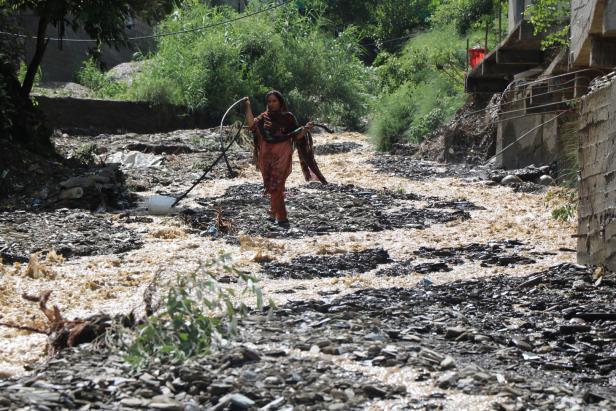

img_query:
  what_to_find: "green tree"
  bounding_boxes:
[373,0,433,44]
[524,0,570,49]
[300,0,434,50]
[1,0,174,98]
[431,0,497,35]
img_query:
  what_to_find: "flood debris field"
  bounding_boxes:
[0,130,593,409]
[3,264,616,410]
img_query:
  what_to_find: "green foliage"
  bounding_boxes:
[76,58,128,98]
[128,2,372,127]
[4,0,174,96]
[17,62,41,86]
[554,119,579,187]
[546,189,577,222]
[125,253,269,365]
[525,0,570,50]
[551,204,575,221]
[300,0,433,49]
[431,0,497,35]
[370,28,467,149]
[70,143,99,166]
[372,0,434,43]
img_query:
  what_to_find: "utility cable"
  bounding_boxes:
[0,0,291,43]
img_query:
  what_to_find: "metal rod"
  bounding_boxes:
[467,37,470,73]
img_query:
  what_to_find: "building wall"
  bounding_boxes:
[19,10,155,82]
[19,0,249,82]
[577,78,616,269]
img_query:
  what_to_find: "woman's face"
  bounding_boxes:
[266,94,281,112]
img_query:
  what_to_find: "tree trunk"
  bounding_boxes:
[21,15,49,98]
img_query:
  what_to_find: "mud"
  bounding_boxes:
[413,240,537,267]
[53,128,252,194]
[0,128,583,409]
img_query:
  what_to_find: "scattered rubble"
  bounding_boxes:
[260,248,392,279]
[181,183,471,239]
[3,263,616,409]
[0,209,142,263]
[313,142,362,156]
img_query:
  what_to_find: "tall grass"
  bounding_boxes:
[126,2,373,127]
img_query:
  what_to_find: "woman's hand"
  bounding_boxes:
[294,122,313,141]
[243,97,251,108]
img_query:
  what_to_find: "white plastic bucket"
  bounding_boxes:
[147,195,177,215]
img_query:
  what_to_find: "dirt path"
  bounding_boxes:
[0,131,578,408]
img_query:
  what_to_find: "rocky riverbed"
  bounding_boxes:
[0,129,589,409]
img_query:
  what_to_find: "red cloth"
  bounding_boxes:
[251,111,298,220]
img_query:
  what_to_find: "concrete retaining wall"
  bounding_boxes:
[577,78,616,269]
[495,112,561,169]
[495,90,563,169]
[36,96,216,134]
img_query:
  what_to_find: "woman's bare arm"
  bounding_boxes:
[294,121,314,141]
[244,97,255,129]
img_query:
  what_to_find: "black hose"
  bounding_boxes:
[171,126,243,208]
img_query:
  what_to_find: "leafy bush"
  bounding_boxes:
[552,204,575,221]
[525,0,570,50]
[76,58,128,98]
[369,28,467,149]
[126,2,372,127]
[300,0,434,50]
[546,189,577,222]
[125,253,269,364]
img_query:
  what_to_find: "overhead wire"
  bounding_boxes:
[0,0,292,43]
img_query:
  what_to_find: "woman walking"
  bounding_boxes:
[244,90,317,227]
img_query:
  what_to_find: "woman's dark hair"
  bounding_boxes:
[265,90,288,112]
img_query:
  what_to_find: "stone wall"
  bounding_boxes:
[577,77,616,269]
[36,96,216,134]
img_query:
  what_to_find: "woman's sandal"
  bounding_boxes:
[276,219,290,228]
